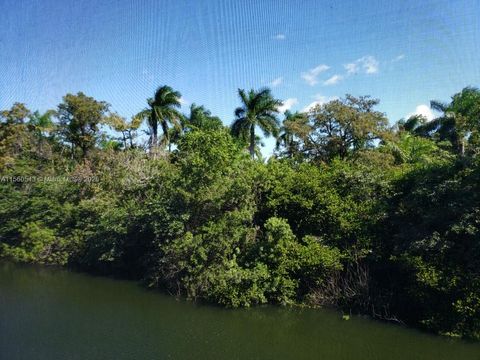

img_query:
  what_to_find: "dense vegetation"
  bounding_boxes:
[1,86,479,339]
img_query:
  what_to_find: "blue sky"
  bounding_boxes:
[1,0,479,154]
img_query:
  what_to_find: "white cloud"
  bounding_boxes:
[357,55,379,74]
[323,74,343,86]
[301,56,378,88]
[344,62,358,74]
[179,97,189,106]
[407,104,435,121]
[342,56,379,78]
[301,64,330,86]
[278,98,298,113]
[274,33,286,40]
[392,54,405,62]
[269,77,283,87]
[301,94,337,112]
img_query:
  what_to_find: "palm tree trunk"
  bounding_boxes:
[249,125,255,159]
[128,130,134,148]
[122,131,127,149]
[152,129,158,148]
[150,121,159,158]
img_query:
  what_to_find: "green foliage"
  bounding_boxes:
[257,217,343,304]
[382,132,452,166]
[105,113,142,149]
[291,95,388,162]
[157,213,266,307]
[136,85,183,151]
[231,88,282,158]
[184,103,224,132]
[1,86,480,339]
[276,110,308,160]
[414,87,480,155]
[57,92,110,158]
[1,221,68,265]
[0,102,31,124]
[375,156,480,338]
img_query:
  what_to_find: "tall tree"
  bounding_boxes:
[106,113,142,149]
[28,110,56,154]
[231,88,282,158]
[397,114,429,135]
[276,110,308,158]
[137,85,183,153]
[294,95,388,162]
[163,104,224,147]
[0,103,34,162]
[416,87,480,155]
[184,103,223,132]
[0,103,31,124]
[28,110,55,135]
[56,92,110,158]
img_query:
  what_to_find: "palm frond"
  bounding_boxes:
[430,100,449,113]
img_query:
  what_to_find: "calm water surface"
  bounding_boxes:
[1,261,479,360]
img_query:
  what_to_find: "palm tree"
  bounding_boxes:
[397,114,428,134]
[231,88,282,158]
[28,110,55,136]
[136,85,183,153]
[415,87,480,155]
[276,110,307,158]
[184,103,223,131]
[28,110,56,153]
[425,100,461,153]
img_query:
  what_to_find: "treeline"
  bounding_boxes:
[1,85,479,339]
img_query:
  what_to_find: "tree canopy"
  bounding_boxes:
[1,85,480,339]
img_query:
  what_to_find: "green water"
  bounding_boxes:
[0,262,479,360]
